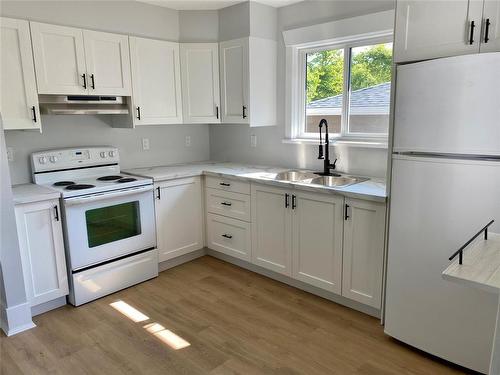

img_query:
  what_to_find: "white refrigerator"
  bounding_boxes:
[385,53,500,373]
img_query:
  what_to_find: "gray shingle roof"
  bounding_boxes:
[307,82,391,109]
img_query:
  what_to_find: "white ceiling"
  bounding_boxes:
[137,0,303,10]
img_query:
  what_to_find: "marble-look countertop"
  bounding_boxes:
[124,161,387,202]
[12,183,61,205]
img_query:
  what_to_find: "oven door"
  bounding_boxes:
[63,185,156,271]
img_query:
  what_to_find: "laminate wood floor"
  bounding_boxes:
[1,256,471,375]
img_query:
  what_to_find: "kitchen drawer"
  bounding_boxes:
[205,176,250,195]
[206,188,251,222]
[207,213,251,261]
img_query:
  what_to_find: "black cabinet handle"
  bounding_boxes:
[156,187,161,200]
[31,106,37,123]
[221,201,232,206]
[219,182,231,187]
[136,106,141,120]
[285,193,289,208]
[485,18,491,43]
[216,106,219,119]
[82,73,87,89]
[90,74,95,89]
[222,234,233,239]
[242,105,247,119]
[469,20,476,45]
[54,205,59,221]
[345,204,350,220]
[291,194,297,209]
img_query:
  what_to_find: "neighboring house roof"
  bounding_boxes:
[306,82,391,115]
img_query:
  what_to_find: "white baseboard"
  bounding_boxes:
[32,296,67,317]
[159,248,207,272]
[1,301,35,336]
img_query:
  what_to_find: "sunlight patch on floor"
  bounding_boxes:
[110,300,149,322]
[143,323,191,350]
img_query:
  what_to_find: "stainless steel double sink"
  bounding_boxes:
[273,170,367,188]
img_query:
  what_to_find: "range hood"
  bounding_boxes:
[39,95,129,115]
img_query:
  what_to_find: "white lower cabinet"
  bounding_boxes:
[15,199,69,307]
[342,198,386,308]
[207,213,251,261]
[292,192,344,294]
[251,184,292,276]
[155,177,204,262]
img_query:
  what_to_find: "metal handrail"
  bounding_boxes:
[449,220,495,265]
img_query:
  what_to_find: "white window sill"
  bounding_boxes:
[282,138,388,149]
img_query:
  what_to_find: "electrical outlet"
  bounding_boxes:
[142,138,150,151]
[6,147,14,162]
[185,136,191,147]
[250,134,257,148]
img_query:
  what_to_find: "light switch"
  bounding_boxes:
[142,138,150,151]
[250,134,257,148]
[185,136,191,147]
[6,147,14,162]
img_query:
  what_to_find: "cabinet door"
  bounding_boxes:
[342,198,386,308]
[83,30,131,95]
[30,22,87,94]
[1,18,40,131]
[219,38,248,124]
[15,200,68,307]
[180,43,220,123]
[482,1,500,52]
[129,37,183,125]
[394,0,483,63]
[155,177,203,262]
[251,184,291,275]
[292,192,344,294]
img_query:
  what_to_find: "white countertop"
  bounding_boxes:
[443,233,500,294]
[124,161,387,202]
[12,183,61,205]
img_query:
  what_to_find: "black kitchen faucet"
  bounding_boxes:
[317,118,338,176]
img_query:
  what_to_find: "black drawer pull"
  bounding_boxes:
[242,105,247,119]
[222,234,233,239]
[219,182,231,187]
[221,202,232,206]
[31,106,37,123]
[54,205,59,221]
[82,73,87,89]
[216,105,219,119]
[136,106,141,120]
[90,74,95,89]
[285,193,289,208]
[345,204,350,220]
[291,194,297,209]
[469,20,476,45]
[485,18,491,43]
[157,187,161,200]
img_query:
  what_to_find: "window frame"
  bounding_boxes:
[288,33,393,143]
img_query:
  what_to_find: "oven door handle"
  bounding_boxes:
[64,185,154,206]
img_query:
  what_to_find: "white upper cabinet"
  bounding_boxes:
[15,199,68,307]
[481,1,500,52]
[180,43,220,124]
[0,17,40,131]
[129,37,183,125]
[82,30,131,95]
[220,38,248,124]
[30,22,131,95]
[394,0,484,62]
[292,192,344,294]
[342,198,386,309]
[30,22,87,95]
[219,37,276,127]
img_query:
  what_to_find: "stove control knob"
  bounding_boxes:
[49,156,57,163]
[108,150,116,158]
[100,151,107,158]
[38,156,47,164]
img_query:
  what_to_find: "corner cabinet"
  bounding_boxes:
[342,198,386,308]
[155,177,203,263]
[219,37,277,127]
[1,17,41,131]
[30,22,131,95]
[15,199,69,308]
[129,37,183,126]
[180,43,220,124]
[394,0,500,63]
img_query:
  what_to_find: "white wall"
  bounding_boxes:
[209,0,395,178]
[1,1,213,184]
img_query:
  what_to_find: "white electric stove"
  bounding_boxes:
[32,146,158,306]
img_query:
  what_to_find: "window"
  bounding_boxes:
[298,40,393,141]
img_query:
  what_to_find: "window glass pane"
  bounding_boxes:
[86,201,142,248]
[348,43,392,134]
[305,48,344,134]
